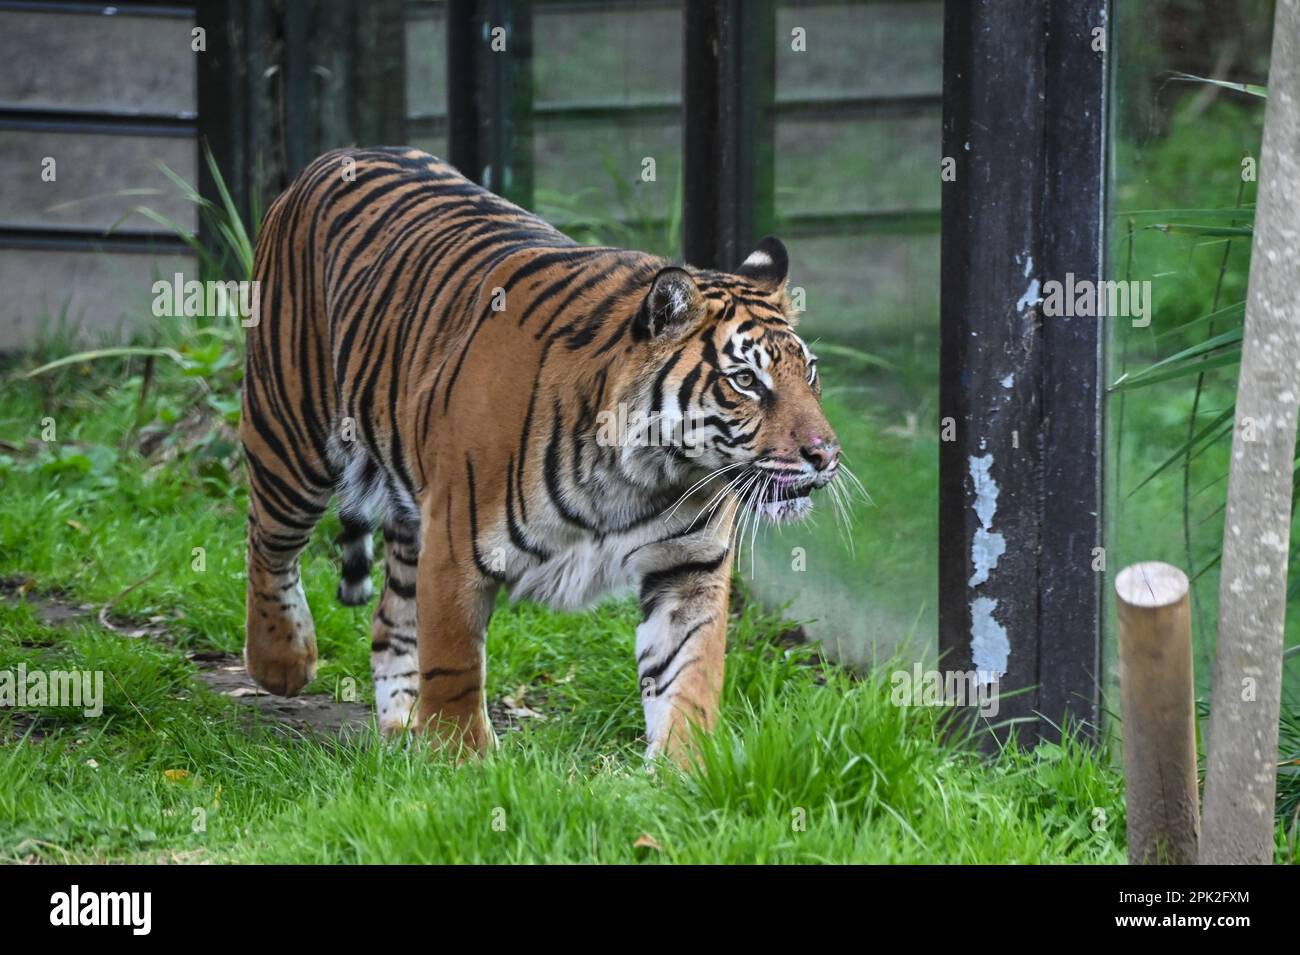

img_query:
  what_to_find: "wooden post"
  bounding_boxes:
[1200,0,1300,866]
[1115,562,1199,865]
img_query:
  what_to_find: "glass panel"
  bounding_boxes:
[0,130,197,233]
[775,115,939,217]
[775,1,942,99]
[406,1,450,159]
[0,10,196,116]
[747,0,943,669]
[531,2,683,258]
[1107,2,1289,705]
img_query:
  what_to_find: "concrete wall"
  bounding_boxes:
[0,5,198,350]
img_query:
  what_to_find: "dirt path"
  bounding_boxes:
[2,577,523,740]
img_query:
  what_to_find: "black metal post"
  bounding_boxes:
[448,0,531,206]
[478,0,533,205]
[682,0,775,270]
[939,0,1109,744]
[198,0,407,244]
[447,0,481,180]
[283,0,309,177]
[195,0,279,266]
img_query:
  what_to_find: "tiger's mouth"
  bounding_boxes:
[747,478,815,524]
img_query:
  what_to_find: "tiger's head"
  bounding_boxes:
[621,236,842,525]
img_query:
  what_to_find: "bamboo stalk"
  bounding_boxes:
[1200,0,1300,865]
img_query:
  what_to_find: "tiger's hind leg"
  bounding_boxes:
[242,450,332,697]
[371,518,422,733]
[336,515,376,606]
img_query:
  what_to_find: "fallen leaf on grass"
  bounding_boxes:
[501,684,547,720]
[162,769,190,782]
[633,834,663,853]
[504,705,547,720]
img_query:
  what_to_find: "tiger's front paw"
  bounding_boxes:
[245,570,318,696]
[420,707,497,759]
[244,639,317,696]
[377,690,418,736]
[644,705,714,769]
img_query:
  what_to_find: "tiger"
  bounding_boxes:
[240,146,843,762]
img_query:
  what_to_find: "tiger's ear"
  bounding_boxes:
[735,235,789,289]
[635,267,704,341]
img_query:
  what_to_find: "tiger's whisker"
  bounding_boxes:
[662,461,747,524]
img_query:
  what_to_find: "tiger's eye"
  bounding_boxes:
[731,370,756,390]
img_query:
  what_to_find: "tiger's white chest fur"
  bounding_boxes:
[485,494,729,612]
[508,534,640,610]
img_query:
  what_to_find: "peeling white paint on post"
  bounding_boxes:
[968,454,1005,586]
[967,454,1008,681]
[1015,277,1042,313]
[970,596,1009,681]
[1014,253,1042,314]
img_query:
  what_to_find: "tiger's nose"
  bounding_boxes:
[801,439,840,472]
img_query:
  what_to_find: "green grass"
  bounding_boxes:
[0,603,1128,864]
[0,354,1136,864]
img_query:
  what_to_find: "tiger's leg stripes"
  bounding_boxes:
[414,545,499,755]
[336,516,376,606]
[242,472,332,698]
[635,558,733,763]
[371,518,421,732]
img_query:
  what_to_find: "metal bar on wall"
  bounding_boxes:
[938,0,1108,745]
[0,226,191,254]
[0,107,195,138]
